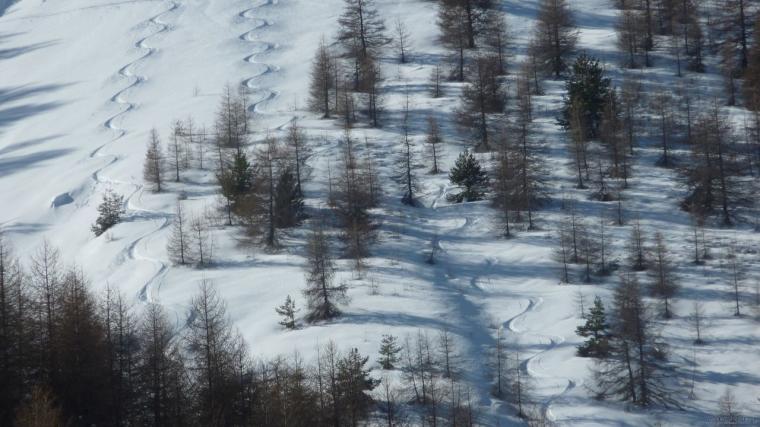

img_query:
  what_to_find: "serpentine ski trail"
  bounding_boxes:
[239,0,279,114]
[91,1,179,322]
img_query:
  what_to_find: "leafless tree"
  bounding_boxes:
[430,63,444,98]
[308,38,335,118]
[481,9,510,74]
[393,17,411,63]
[680,105,748,225]
[303,225,345,322]
[185,280,248,425]
[648,232,679,318]
[690,301,706,344]
[426,116,443,174]
[143,129,165,192]
[533,0,578,78]
[626,219,648,271]
[167,201,191,265]
[725,243,744,316]
[167,120,185,182]
[457,55,505,151]
[190,215,213,267]
[651,91,675,166]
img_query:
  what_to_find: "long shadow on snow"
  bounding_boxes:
[0,83,71,105]
[0,147,72,177]
[0,39,58,60]
[0,101,66,134]
[0,134,60,156]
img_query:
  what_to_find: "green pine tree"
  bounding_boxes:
[448,150,489,202]
[336,348,378,425]
[275,295,298,329]
[560,54,611,138]
[274,167,304,228]
[217,150,253,219]
[91,189,125,236]
[576,296,610,358]
[378,334,401,369]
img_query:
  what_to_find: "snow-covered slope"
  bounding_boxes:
[1,0,759,425]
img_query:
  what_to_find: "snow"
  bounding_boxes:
[2,0,759,425]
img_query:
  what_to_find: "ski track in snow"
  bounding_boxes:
[90,0,179,320]
[503,296,575,421]
[426,186,511,420]
[239,0,279,115]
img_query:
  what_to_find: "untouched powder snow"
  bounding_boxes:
[2,0,759,425]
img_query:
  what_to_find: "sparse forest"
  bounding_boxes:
[3,0,760,424]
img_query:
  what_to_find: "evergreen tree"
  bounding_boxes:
[575,296,610,357]
[91,189,125,236]
[217,150,253,225]
[274,167,304,228]
[275,295,298,330]
[448,150,489,202]
[560,54,612,138]
[336,348,378,426]
[378,334,402,370]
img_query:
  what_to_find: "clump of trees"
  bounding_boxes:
[680,106,749,225]
[330,130,378,268]
[591,274,678,407]
[308,0,389,126]
[0,233,380,426]
[437,0,498,81]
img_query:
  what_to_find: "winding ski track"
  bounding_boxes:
[427,183,574,421]
[505,296,576,421]
[90,1,179,317]
[239,0,279,115]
